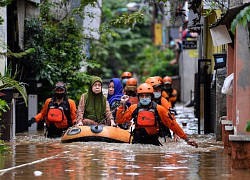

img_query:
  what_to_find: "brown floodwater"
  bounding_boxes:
[0,132,250,180]
[1,105,250,179]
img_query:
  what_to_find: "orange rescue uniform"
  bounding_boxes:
[159,97,172,110]
[129,96,139,105]
[162,89,177,105]
[34,98,77,129]
[116,104,187,139]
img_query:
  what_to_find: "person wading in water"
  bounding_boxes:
[116,83,198,147]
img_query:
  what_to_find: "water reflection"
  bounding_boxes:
[1,104,250,179]
[0,132,250,179]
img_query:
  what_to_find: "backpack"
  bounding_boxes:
[132,102,158,127]
[47,98,72,127]
[132,102,172,140]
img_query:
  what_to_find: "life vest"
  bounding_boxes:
[154,97,174,139]
[164,89,175,99]
[46,98,72,129]
[129,96,139,105]
[169,89,177,103]
[47,106,65,122]
[132,102,173,138]
[155,98,174,120]
[137,108,156,126]
[132,102,159,128]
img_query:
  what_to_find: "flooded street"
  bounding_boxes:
[1,105,250,179]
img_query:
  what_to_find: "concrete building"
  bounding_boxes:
[190,0,250,169]
[166,0,250,169]
[211,1,250,169]
[0,0,40,139]
[0,0,40,76]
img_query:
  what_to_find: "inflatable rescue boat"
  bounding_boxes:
[61,125,132,143]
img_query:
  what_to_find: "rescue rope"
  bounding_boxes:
[96,103,122,126]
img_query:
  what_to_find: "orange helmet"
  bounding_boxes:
[137,83,154,94]
[122,71,132,79]
[154,76,163,83]
[145,77,162,88]
[126,78,137,86]
[163,76,172,84]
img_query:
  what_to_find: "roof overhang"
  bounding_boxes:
[210,25,232,46]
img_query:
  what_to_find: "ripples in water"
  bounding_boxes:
[0,131,250,179]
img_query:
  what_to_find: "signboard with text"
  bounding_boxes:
[182,40,197,49]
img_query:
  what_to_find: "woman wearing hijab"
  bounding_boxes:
[77,76,115,126]
[108,78,131,129]
[107,78,124,120]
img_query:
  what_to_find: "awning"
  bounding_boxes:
[210,25,232,46]
[210,3,250,29]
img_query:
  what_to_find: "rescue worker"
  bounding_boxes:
[116,83,198,147]
[77,76,115,126]
[27,82,77,138]
[145,77,178,141]
[162,76,178,107]
[154,76,163,84]
[145,77,171,110]
[125,77,139,105]
[121,71,133,90]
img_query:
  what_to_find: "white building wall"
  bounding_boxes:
[0,6,7,77]
[83,0,102,40]
[179,50,198,103]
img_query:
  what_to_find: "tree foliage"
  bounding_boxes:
[135,45,175,81]
[23,1,98,101]
[0,99,9,120]
[90,0,178,81]
[231,6,250,34]
[0,71,27,105]
[91,0,153,79]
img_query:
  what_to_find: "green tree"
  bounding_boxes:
[90,0,152,79]
[135,45,175,81]
[22,1,100,102]
[90,0,178,81]
[231,5,250,34]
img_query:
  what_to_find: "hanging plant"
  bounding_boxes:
[231,6,250,34]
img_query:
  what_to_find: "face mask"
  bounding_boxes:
[140,97,151,105]
[122,79,128,85]
[164,85,171,90]
[55,93,65,100]
[126,90,135,96]
[154,92,161,99]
